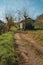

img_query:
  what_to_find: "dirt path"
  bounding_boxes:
[14,32,43,65]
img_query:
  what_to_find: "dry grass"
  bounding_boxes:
[28,30,43,46]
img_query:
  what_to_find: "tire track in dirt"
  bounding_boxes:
[22,33,43,53]
[20,33,43,65]
[14,33,32,65]
[14,32,43,65]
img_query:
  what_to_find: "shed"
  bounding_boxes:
[19,18,35,30]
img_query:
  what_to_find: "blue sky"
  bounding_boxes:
[0,0,43,21]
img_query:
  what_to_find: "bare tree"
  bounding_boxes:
[22,9,29,30]
[5,12,14,31]
[23,10,28,19]
[22,8,34,30]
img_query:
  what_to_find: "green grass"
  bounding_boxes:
[10,26,19,31]
[0,32,19,65]
[28,30,43,46]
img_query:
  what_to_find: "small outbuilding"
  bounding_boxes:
[19,17,35,30]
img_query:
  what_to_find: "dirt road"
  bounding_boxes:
[14,31,43,65]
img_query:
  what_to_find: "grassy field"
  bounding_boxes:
[28,30,43,46]
[0,31,19,65]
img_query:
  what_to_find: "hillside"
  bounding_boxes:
[37,14,43,20]
[35,14,43,29]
